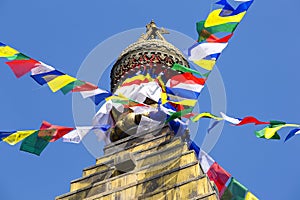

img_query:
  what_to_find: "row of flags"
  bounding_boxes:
[0,121,110,156]
[0,42,111,106]
[189,142,258,199]
[188,0,254,74]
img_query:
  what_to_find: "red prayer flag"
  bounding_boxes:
[5,59,40,78]
[40,121,74,142]
[236,116,270,126]
[207,162,231,192]
[72,82,98,92]
[206,33,234,43]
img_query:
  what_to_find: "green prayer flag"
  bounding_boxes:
[166,107,193,123]
[269,120,286,128]
[226,178,248,200]
[172,63,202,75]
[255,127,280,140]
[221,187,233,200]
[20,131,50,156]
[197,21,239,42]
[60,80,85,95]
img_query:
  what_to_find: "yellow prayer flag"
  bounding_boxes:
[193,59,216,71]
[0,46,19,57]
[47,75,77,92]
[245,192,259,200]
[3,130,37,145]
[265,124,300,139]
[204,9,246,28]
[170,99,197,107]
[192,112,223,122]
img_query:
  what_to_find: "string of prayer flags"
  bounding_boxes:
[0,42,110,106]
[189,144,257,199]
[189,0,254,74]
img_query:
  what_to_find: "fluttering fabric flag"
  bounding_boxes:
[0,45,19,57]
[256,124,300,140]
[245,191,259,200]
[220,112,241,125]
[166,107,194,123]
[2,130,37,145]
[20,131,50,156]
[171,63,202,75]
[165,73,205,100]
[236,116,270,126]
[6,59,40,78]
[0,42,110,106]
[63,127,93,144]
[189,0,254,76]
[39,121,74,142]
[0,131,16,140]
[46,75,77,92]
[207,162,231,192]
[221,177,248,200]
[191,112,223,122]
[199,149,215,173]
[285,128,300,142]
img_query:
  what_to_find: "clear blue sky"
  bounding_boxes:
[0,0,299,199]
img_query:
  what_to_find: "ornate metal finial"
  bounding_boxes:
[139,20,170,41]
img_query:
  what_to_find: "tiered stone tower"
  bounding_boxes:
[56,21,219,200]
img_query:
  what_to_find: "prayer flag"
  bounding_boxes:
[39,121,74,142]
[191,112,223,122]
[222,177,248,200]
[47,75,77,92]
[188,42,228,61]
[193,59,216,71]
[63,127,93,144]
[220,112,241,125]
[60,80,85,95]
[285,128,300,142]
[245,191,259,200]
[236,116,270,126]
[0,45,19,57]
[166,107,194,123]
[80,88,110,99]
[204,9,246,27]
[0,131,16,140]
[207,162,231,192]
[6,59,40,78]
[199,149,215,173]
[2,130,37,145]
[31,62,55,75]
[71,82,98,92]
[171,63,202,75]
[31,70,64,85]
[20,131,49,156]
